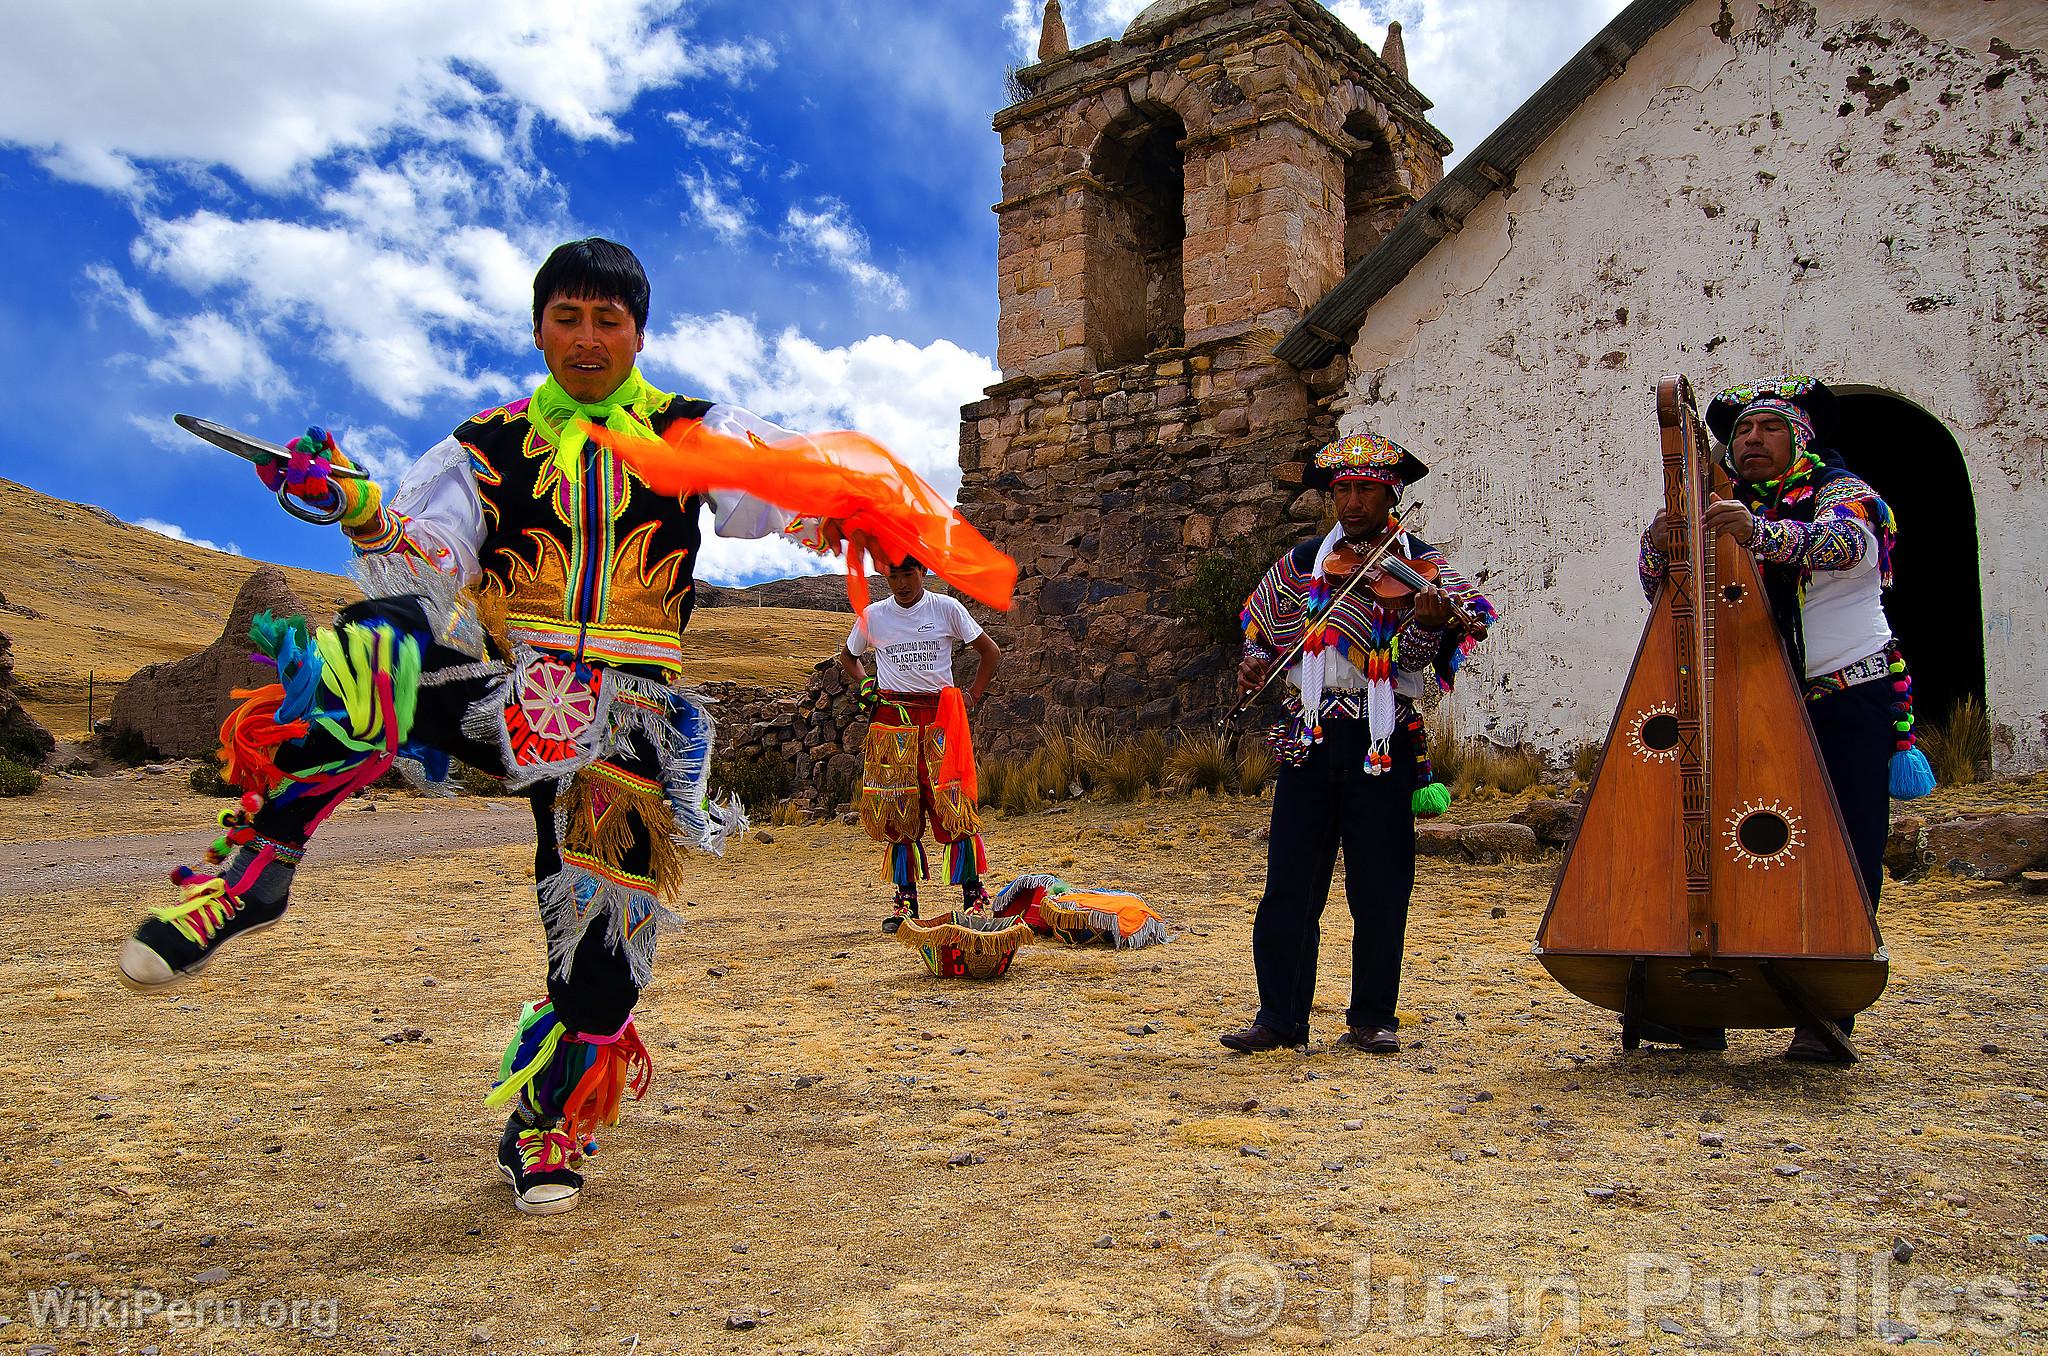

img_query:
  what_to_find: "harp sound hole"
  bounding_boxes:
[1723,583,1746,603]
[1682,967,1736,989]
[1736,811,1792,857]
[1639,714,1680,751]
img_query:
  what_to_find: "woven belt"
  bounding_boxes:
[1804,645,1893,702]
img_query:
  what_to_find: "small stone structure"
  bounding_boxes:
[958,0,1446,748]
[110,566,311,759]
[0,627,54,766]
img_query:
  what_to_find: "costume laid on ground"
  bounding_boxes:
[120,372,810,1210]
[847,590,989,919]
[1236,434,1496,1047]
[1637,376,1933,1037]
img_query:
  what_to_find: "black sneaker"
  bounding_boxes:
[881,889,918,935]
[118,876,288,989]
[497,1114,582,1214]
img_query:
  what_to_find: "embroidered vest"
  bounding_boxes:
[460,393,715,673]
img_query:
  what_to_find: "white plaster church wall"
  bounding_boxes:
[1337,0,2047,769]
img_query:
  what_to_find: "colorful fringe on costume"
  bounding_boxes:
[168,609,429,922]
[486,999,652,1155]
[859,690,985,891]
[998,873,1168,949]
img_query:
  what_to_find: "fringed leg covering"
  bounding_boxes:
[887,840,928,892]
[486,1000,652,1156]
[940,835,987,887]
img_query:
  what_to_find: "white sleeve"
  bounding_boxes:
[698,402,814,542]
[367,435,484,583]
[845,612,873,656]
[946,595,984,644]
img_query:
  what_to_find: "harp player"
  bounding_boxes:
[1638,376,1933,1063]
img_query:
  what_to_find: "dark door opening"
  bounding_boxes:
[1833,390,1986,727]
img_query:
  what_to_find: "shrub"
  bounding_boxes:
[456,761,509,797]
[1233,735,1276,796]
[711,749,796,813]
[1100,730,1168,801]
[1570,740,1602,784]
[0,757,41,797]
[1166,733,1235,795]
[1919,694,1991,787]
[190,755,238,797]
[1169,527,1292,647]
[100,726,160,766]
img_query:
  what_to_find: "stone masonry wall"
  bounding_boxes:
[958,340,1348,751]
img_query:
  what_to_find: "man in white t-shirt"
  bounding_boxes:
[837,557,1003,930]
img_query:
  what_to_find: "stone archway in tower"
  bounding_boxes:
[1343,108,1405,269]
[1085,103,1186,368]
[1832,388,1986,728]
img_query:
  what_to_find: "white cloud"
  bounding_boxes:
[666,110,761,168]
[781,200,907,309]
[88,264,293,404]
[129,207,530,417]
[682,166,754,242]
[134,517,243,556]
[0,0,769,191]
[642,313,1000,584]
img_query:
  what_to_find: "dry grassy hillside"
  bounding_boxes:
[0,477,849,739]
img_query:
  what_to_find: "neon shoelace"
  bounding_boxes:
[518,1126,574,1174]
[152,877,240,947]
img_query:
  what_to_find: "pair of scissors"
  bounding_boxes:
[174,413,368,525]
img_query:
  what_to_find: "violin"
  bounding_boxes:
[1323,533,1489,638]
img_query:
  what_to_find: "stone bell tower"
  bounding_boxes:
[958,0,1447,741]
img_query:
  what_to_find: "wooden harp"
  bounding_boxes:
[1534,376,1886,1060]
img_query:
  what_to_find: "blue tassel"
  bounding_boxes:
[1889,747,1935,800]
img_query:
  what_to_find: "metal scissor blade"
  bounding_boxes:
[173,413,365,478]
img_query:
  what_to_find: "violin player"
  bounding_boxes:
[1219,434,1496,1055]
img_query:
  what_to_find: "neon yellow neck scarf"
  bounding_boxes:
[528,369,672,480]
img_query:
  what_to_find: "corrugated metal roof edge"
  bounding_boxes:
[1275,0,1696,370]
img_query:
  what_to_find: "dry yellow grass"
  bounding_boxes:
[0,476,848,737]
[0,774,2041,1353]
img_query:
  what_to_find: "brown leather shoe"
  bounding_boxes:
[1219,1024,1305,1053]
[1332,1026,1400,1054]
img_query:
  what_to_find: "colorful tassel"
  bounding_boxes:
[1411,782,1451,817]
[1889,746,1935,799]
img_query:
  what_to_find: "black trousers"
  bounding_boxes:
[250,596,642,1038]
[1252,717,1416,1042]
[1807,678,1894,1036]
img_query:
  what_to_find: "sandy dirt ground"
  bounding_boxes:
[1,775,2043,1354]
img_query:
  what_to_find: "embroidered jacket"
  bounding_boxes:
[347,394,799,673]
[1638,468,1893,677]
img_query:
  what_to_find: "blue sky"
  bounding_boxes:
[0,0,1626,584]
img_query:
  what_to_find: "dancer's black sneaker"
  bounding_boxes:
[881,889,918,935]
[118,872,289,989]
[497,1114,582,1214]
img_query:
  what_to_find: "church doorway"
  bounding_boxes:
[1832,389,1985,727]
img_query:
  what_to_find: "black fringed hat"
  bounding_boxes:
[1303,432,1430,492]
[1705,374,1839,450]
